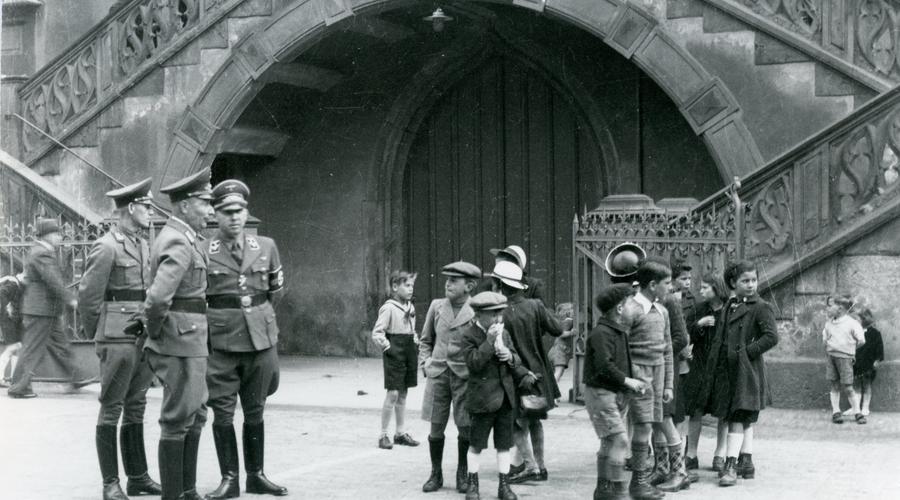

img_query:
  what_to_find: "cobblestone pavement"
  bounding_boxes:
[1,356,897,499]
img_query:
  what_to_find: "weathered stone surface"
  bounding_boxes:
[701,4,749,33]
[126,68,165,97]
[843,215,900,256]
[795,256,836,294]
[162,39,201,67]
[98,99,124,129]
[767,358,900,410]
[754,32,810,65]
[666,0,704,19]
[65,120,98,147]
[836,256,900,359]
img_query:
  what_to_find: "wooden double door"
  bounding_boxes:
[403,55,606,312]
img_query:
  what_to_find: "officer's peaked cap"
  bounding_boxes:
[212,179,250,211]
[160,168,214,202]
[106,178,153,208]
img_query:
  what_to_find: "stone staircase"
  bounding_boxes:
[661,0,891,162]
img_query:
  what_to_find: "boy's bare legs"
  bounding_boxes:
[845,383,862,416]
[553,366,565,383]
[714,419,727,457]
[510,424,538,474]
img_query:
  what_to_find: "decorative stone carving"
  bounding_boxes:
[118,0,201,76]
[746,172,793,258]
[21,45,97,151]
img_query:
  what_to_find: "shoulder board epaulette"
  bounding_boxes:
[113,231,126,243]
[184,231,195,244]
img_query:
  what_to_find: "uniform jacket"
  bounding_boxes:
[78,228,150,343]
[419,297,474,379]
[206,232,283,352]
[702,294,778,412]
[21,240,73,317]
[502,293,563,405]
[462,323,523,414]
[142,217,209,358]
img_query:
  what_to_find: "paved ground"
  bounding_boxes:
[2,356,898,499]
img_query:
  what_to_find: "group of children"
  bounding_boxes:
[369,247,887,500]
[584,258,778,499]
[372,245,567,500]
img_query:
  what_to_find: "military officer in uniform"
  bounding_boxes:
[142,168,214,500]
[203,180,287,499]
[79,178,162,500]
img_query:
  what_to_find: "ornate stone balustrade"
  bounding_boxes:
[16,0,245,163]
[700,0,895,91]
[693,85,900,289]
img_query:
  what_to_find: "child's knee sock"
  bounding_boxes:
[829,389,841,413]
[381,392,396,435]
[394,391,407,433]
[468,449,481,474]
[725,432,744,459]
[497,450,511,474]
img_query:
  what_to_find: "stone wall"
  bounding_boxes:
[766,217,900,410]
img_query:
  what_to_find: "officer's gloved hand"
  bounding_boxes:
[123,320,145,337]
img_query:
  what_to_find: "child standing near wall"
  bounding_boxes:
[703,261,778,487]
[373,270,421,449]
[823,294,866,425]
[854,308,884,417]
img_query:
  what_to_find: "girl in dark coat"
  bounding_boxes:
[702,261,778,487]
[488,262,562,484]
[684,273,729,470]
[854,308,885,417]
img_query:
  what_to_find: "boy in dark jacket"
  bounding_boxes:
[584,284,647,500]
[460,291,524,500]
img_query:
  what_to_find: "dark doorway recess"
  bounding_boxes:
[403,55,603,310]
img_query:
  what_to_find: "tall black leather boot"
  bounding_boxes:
[182,431,203,500]
[422,436,444,492]
[456,436,469,493]
[159,439,185,500]
[205,425,240,499]
[121,423,162,496]
[243,422,288,496]
[97,425,128,500]
[498,473,517,500]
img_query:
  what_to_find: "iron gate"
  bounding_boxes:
[570,194,742,402]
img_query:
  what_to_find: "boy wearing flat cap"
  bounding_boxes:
[460,291,524,500]
[419,261,481,493]
[204,179,288,498]
[584,284,647,500]
[142,167,214,500]
[78,178,161,499]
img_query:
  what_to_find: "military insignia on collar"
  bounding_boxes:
[185,231,195,244]
[247,237,259,250]
[209,240,221,254]
[113,231,125,242]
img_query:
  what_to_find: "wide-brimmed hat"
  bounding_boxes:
[490,245,527,270]
[488,260,527,290]
[605,242,646,278]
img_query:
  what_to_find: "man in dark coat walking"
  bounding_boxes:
[7,218,87,398]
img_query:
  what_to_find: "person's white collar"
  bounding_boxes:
[634,291,664,314]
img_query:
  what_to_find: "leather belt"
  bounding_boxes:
[207,293,268,310]
[170,298,208,314]
[105,290,146,302]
